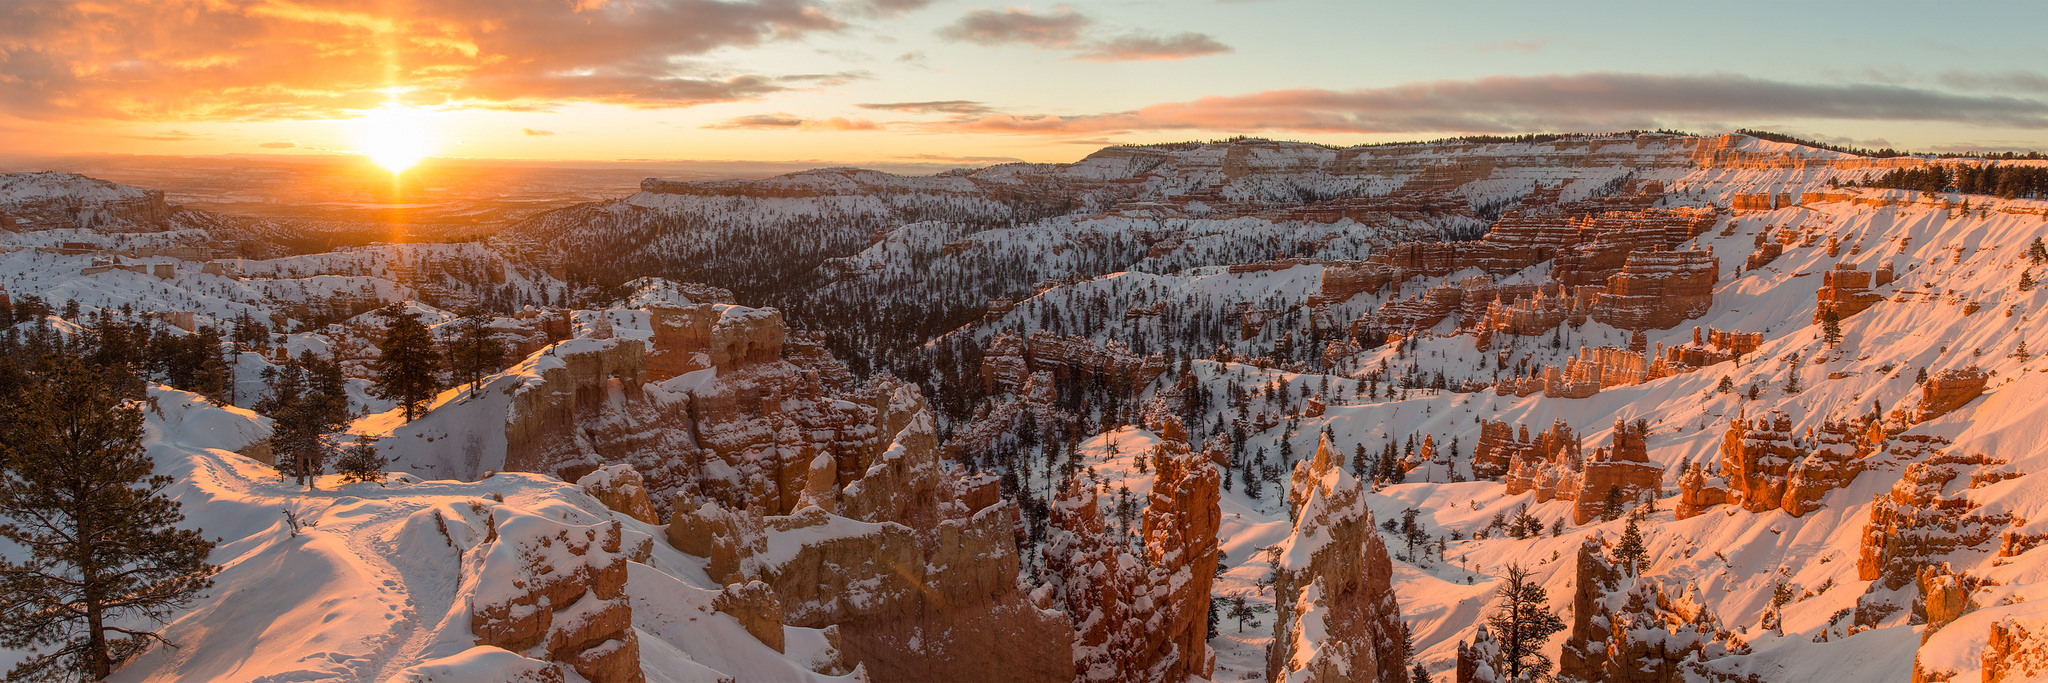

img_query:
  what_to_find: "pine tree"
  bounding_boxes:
[2030,237,2048,264]
[1820,307,1843,347]
[1615,516,1648,576]
[1412,663,1433,683]
[2024,270,2038,292]
[258,351,352,488]
[1717,375,1735,394]
[335,443,385,485]
[0,355,217,679]
[446,307,507,399]
[371,303,442,422]
[1486,563,1566,682]
[1601,484,1626,522]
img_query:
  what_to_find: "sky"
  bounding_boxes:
[4,0,2048,167]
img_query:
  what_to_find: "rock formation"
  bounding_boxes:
[1268,435,1408,683]
[471,515,643,683]
[1560,539,1746,683]
[1859,443,2013,591]
[1709,411,1882,517]
[1918,368,1989,422]
[1816,262,1883,321]
[1571,421,1664,524]
[577,465,659,525]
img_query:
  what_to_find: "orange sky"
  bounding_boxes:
[4,1,2048,167]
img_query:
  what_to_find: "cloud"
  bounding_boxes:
[0,0,854,120]
[258,141,298,149]
[1076,33,1231,62]
[858,100,996,115]
[705,113,881,130]
[1471,39,1547,53]
[926,72,2048,136]
[777,71,872,87]
[130,129,200,141]
[521,128,556,136]
[1941,70,2048,94]
[935,7,1229,62]
[854,0,937,16]
[891,153,1024,164]
[936,7,1091,47]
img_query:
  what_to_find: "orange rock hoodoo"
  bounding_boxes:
[1918,368,1989,422]
[1682,411,1885,519]
[1556,539,1744,682]
[1268,435,1408,683]
[1572,421,1664,524]
[1485,420,1664,522]
[980,330,1169,395]
[1816,262,1885,322]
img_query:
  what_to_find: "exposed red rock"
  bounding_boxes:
[1571,420,1664,524]
[471,516,643,683]
[1919,368,1989,422]
[1268,435,1408,683]
[1816,262,1884,322]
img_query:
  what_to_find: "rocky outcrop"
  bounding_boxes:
[1816,263,1884,321]
[1035,417,1221,682]
[1454,625,1501,683]
[982,330,1169,394]
[713,581,786,653]
[1590,248,1718,331]
[666,387,1073,682]
[1675,462,1731,520]
[1984,617,2048,682]
[1496,420,1580,495]
[1918,368,1988,422]
[1559,540,1625,681]
[1138,419,1223,681]
[496,304,932,522]
[1713,411,1881,517]
[1268,435,1407,683]
[577,465,659,525]
[0,172,173,232]
[1571,420,1664,524]
[1857,441,2012,590]
[1561,539,1745,682]
[471,515,643,683]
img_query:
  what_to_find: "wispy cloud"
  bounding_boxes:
[1471,39,1547,53]
[1076,33,1232,62]
[858,100,997,115]
[521,128,556,136]
[892,153,1023,164]
[935,6,1230,63]
[926,72,2048,135]
[258,141,298,149]
[705,113,881,130]
[936,7,1091,47]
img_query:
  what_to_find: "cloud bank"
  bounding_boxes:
[929,72,2048,135]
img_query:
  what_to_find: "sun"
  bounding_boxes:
[352,104,435,174]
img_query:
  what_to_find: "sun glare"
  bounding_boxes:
[352,104,435,174]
